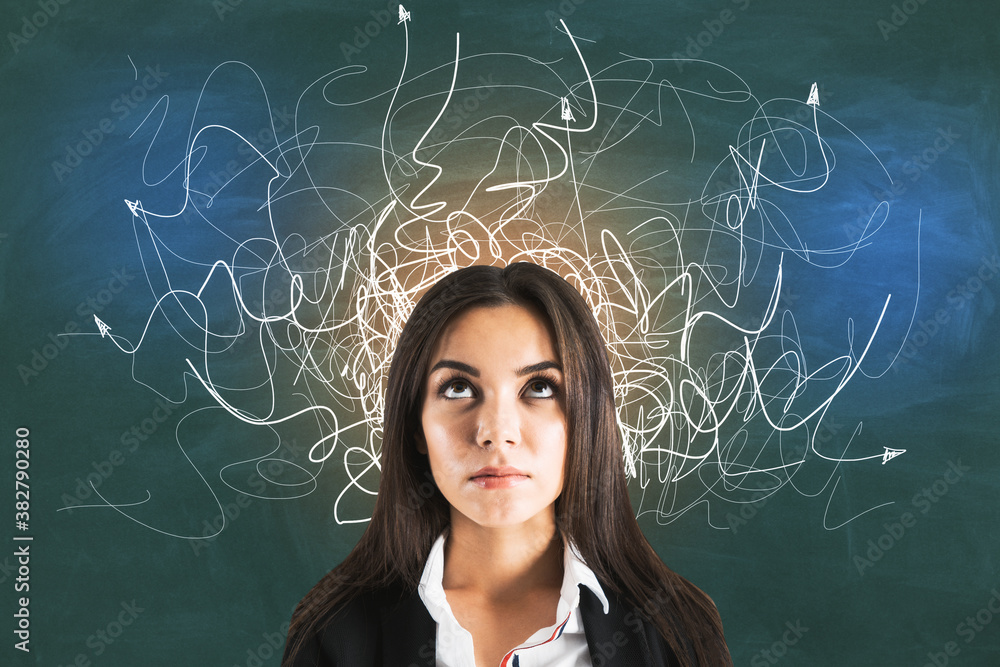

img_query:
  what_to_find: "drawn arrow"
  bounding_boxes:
[807,82,820,107]
[94,315,112,338]
[561,97,575,122]
[882,447,906,464]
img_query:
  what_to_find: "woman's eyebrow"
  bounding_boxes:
[516,361,562,376]
[428,360,480,377]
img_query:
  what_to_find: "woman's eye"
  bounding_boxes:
[442,380,473,399]
[524,379,555,398]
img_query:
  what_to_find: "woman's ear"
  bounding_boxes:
[415,430,427,455]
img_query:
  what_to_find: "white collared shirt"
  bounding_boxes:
[417,532,610,667]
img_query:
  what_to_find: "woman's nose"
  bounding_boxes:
[476,394,519,448]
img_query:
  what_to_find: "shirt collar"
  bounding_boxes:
[418,530,610,624]
[561,536,610,614]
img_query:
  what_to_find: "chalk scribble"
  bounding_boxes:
[64,14,912,538]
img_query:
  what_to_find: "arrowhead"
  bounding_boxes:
[560,97,575,122]
[881,447,905,464]
[94,315,112,338]
[806,82,820,107]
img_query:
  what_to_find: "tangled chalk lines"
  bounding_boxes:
[81,14,908,534]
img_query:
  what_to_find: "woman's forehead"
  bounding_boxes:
[427,303,560,370]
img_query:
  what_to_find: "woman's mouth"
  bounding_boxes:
[470,466,529,489]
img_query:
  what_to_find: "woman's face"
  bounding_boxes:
[419,303,567,531]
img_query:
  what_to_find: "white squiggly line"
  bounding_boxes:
[68,15,912,533]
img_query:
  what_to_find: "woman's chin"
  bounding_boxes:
[452,502,556,532]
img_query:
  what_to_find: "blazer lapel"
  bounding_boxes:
[579,584,654,667]
[381,591,438,667]
[376,585,667,667]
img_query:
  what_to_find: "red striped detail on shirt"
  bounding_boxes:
[498,611,572,667]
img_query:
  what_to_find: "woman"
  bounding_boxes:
[283,263,731,666]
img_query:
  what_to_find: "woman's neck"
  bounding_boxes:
[442,509,564,601]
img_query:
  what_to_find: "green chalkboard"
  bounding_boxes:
[2,1,998,665]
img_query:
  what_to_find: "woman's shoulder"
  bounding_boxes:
[283,584,435,667]
[576,580,685,667]
[583,571,729,667]
[282,590,381,666]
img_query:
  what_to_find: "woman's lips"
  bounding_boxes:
[470,466,529,489]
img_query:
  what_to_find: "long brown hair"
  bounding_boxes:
[284,262,731,666]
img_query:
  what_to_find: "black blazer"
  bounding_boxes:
[284,583,682,666]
